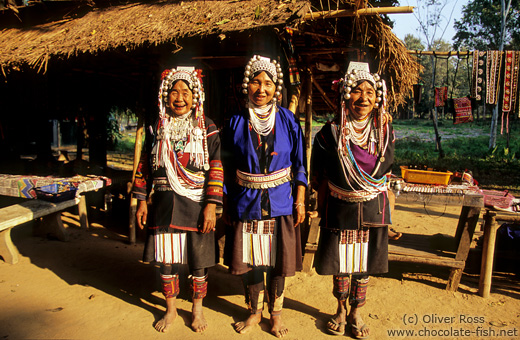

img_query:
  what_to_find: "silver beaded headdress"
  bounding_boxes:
[242,55,284,103]
[341,62,385,109]
[158,67,205,118]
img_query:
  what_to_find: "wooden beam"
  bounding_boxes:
[299,47,365,56]
[304,6,414,20]
[312,78,336,111]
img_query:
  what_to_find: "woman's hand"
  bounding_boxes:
[136,200,148,230]
[293,202,305,227]
[293,184,306,228]
[201,203,216,233]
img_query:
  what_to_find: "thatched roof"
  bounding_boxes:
[0,0,420,112]
[0,0,308,73]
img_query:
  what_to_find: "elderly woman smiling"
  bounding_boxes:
[222,55,307,338]
[133,67,223,334]
[311,62,394,339]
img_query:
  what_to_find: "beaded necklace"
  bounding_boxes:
[334,101,389,196]
[248,101,276,136]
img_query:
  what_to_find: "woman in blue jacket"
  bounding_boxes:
[222,55,307,338]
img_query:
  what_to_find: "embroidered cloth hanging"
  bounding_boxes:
[435,86,448,107]
[471,50,485,101]
[486,50,503,105]
[453,97,473,124]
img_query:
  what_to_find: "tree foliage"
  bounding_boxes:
[453,0,520,50]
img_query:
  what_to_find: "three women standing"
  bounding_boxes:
[222,55,307,338]
[311,63,394,339]
[134,58,393,339]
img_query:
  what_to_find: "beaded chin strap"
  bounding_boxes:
[159,67,205,119]
[242,55,284,104]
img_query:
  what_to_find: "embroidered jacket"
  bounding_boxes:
[311,121,395,230]
[132,116,223,231]
[222,106,307,221]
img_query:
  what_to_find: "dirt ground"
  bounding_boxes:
[1,198,520,340]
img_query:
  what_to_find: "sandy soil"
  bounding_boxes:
[1,198,519,340]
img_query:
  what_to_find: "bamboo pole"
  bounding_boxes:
[304,6,414,20]
[407,50,472,56]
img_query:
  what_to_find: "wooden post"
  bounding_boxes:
[128,113,145,244]
[289,82,302,117]
[446,206,481,291]
[78,195,89,230]
[479,211,498,298]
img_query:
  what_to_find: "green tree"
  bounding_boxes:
[453,0,520,50]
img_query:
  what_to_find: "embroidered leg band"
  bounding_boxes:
[247,282,265,314]
[333,275,350,301]
[161,274,180,299]
[191,275,208,300]
[267,275,285,315]
[350,276,369,307]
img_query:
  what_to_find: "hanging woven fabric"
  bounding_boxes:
[486,50,503,105]
[451,52,474,124]
[501,51,520,133]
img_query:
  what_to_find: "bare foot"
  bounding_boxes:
[270,314,288,338]
[154,309,177,333]
[191,299,207,332]
[234,313,262,334]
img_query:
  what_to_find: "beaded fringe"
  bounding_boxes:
[155,233,188,264]
[242,220,277,266]
[338,229,369,274]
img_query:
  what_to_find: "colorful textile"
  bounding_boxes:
[486,50,503,105]
[350,277,369,307]
[191,275,208,300]
[339,229,370,274]
[333,275,351,301]
[133,116,223,232]
[434,86,448,107]
[161,274,180,298]
[0,174,110,199]
[471,50,485,101]
[453,97,474,124]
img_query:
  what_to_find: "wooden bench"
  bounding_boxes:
[0,196,89,264]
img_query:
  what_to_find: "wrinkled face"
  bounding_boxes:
[248,71,275,106]
[168,80,193,117]
[348,81,376,119]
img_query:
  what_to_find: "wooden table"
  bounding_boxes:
[389,188,484,292]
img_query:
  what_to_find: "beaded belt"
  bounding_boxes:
[153,178,173,191]
[328,181,381,203]
[236,167,291,189]
[243,219,276,235]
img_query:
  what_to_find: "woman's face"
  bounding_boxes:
[168,80,193,117]
[348,81,376,119]
[248,71,275,106]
